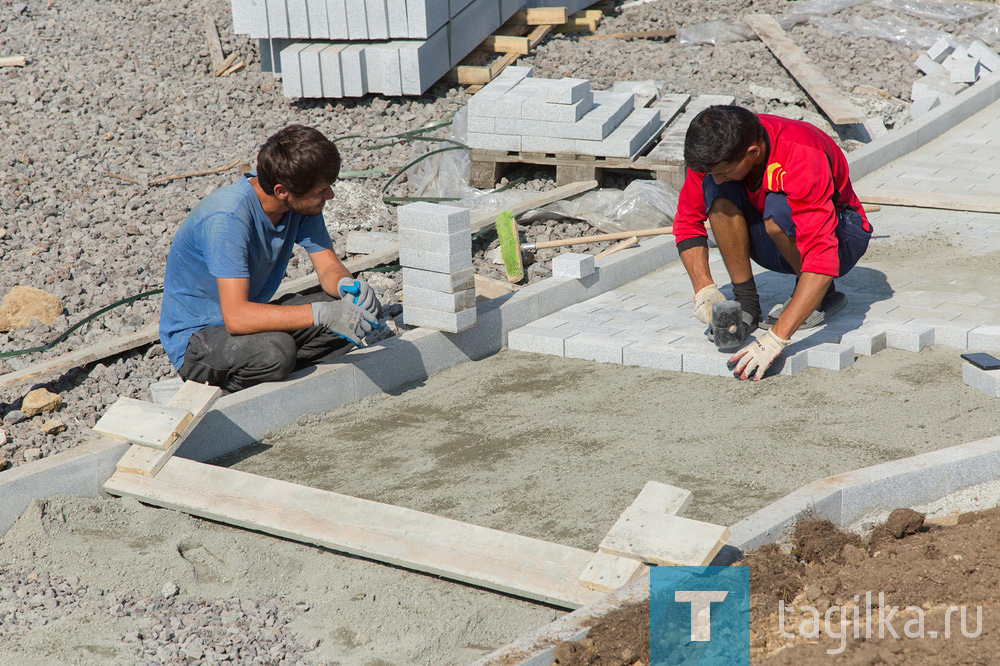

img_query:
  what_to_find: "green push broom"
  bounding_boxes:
[494,210,674,283]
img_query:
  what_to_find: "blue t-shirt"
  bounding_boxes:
[159,174,333,369]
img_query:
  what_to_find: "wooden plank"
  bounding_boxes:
[578,551,646,592]
[0,56,27,67]
[203,14,225,73]
[582,28,676,40]
[599,513,728,566]
[483,35,530,55]
[93,397,193,450]
[744,14,865,126]
[213,52,238,77]
[856,188,1000,214]
[104,457,604,609]
[116,381,222,476]
[512,7,567,25]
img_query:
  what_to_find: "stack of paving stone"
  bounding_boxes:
[230,0,595,97]
[466,66,665,158]
[910,36,1000,118]
[398,203,477,333]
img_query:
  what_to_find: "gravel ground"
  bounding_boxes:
[8,0,995,463]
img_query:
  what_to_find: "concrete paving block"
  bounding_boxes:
[279,42,307,97]
[838,327,887,356]
[399,25,452,94]
[387,0,408,38]
[397,202,470,234]
[885,323,934,352]
[944,53,980,84]
[401,267,475,293]
[149,377,184,406]
[912,320,975,349]
[927,35,959,63]
[564,333,630,364]
[231,0,251,35]
[407,0,450,39]
[241,0,270,37]
[520,93,594,123]
[679,348,730,376]
[915,53,947,77]
[404,304,477,332]
[346,0,369,39]
[774,350,809,376]
[909,89,943,119]
[912,74,964,99]
[399,247,473,272]
[266,0,290,37]
[371,42,403,96]
[346,230,398,255]
[306,0,330,38]
[577,107,656,158]
[968,40,1000,72]
[299,43,326,98]
[622,340,683,371]
[962,363,1000,398]
[326,0,349,39]
[468,115,495,133]
[319,44,346,97]
[611,80,659,109]
[508,325,576,356]
[552,253,596,279]
[399,227,471,254]
[365,0,389,40]
[339,43,368,97]
[969,326,1000,351]
[404,285,476,312]
[546,78,590,105]
[467,132,522,151]
[806,343,856,370]
[287,0,311,36]
[446,0,500,61]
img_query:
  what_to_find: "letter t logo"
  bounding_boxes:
[674,590,729,641]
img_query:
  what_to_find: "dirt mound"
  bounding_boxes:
[791,518,865,565]
[553,602,648,666]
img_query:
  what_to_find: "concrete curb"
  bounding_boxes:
[0,236,677,537]
[848,71,1000,180]
[475,433,1000,665]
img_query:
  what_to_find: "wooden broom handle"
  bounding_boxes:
[532,226,674,250]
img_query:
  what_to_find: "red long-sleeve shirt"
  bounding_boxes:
[673,114,869,277]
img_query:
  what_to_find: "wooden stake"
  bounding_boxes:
[0,56,27,67]
[203,14,225,73]
[595,236,639,259]
[213,52,238,77]
[219,60,245,77]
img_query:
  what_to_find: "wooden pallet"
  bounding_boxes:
[448,2,611,92]
[468,93,719,190]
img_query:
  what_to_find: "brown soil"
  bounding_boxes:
[550,508,1000,665]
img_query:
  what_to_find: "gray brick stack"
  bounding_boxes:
[231,0,531,97]
[398,203,477,333]
[466,67,666,158]
[910,36,1000,118]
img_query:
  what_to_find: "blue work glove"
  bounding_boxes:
[310,300,377,347]
[338,277,382,321]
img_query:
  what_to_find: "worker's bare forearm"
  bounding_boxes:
[679,244,714,293]
[222,302,315,335]
[771,272,832,339]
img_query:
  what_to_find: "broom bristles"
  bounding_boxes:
[494,210,524,283]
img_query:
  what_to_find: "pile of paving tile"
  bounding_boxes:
[229,0,594,97]
[466,66,665,158]
[910,36,1000,118]
[398,203,478,333]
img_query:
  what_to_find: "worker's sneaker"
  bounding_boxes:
[762,287,848,330]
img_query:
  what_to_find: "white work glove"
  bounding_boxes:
[693,283,726,325]
[311,300,377,347]
[338,276,382,319]
[728,329,789,381]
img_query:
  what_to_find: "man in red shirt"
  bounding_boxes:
[674,105,872,380]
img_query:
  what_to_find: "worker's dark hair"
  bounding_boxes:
[256,124,341,196]
[683,105,765,173]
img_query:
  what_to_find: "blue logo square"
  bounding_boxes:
[650,566,752,665]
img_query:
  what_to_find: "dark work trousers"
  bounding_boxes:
[177,292,352,393]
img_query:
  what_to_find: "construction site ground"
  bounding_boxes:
[3,0,1000,664]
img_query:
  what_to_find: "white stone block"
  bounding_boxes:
[307,0,330,38]
[346,0,369,39]
[366,0,389,40]
[508,326,575,356]
[968,40,1000,72]
[839,327,887,356]
[944,53,981,83]
[915,53,947,77]
[520,93,595,123]
[406,0,450,39]
[885,324,934,352]
[399,228,471,254]
[404,304,477,332]
[398,25,450,94]
[401,267,475,293]
[287,0,310,37]
[319,44,346,98]
[552,252,596,279]
[299,43,326,98]
[927,35,959,63]
[397,202,470,234]
[404,285,476,312]
[387,0,408,37]
[339,43,368,97]
[467,132,521,151]
[279,42,307,97]
[326,0,349,40]
[267,0,290,37]
[547,78,591,105]
[806,343,856,370]
[962,364,1000,398]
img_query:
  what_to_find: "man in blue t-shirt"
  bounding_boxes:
[160,124,381,392]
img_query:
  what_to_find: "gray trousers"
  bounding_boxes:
[177,292,352,393]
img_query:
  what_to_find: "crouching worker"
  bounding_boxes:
[159,124,381,393]
[674,105,872,381]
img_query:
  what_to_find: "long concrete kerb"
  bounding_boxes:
[0,235,676,537]
[477,434,1000,665]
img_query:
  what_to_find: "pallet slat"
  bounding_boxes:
[93,397,193,450]
[104,457,604,609]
